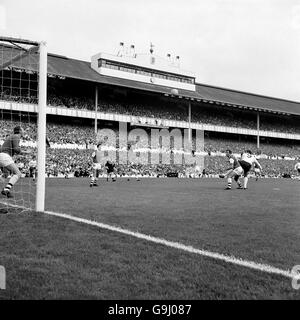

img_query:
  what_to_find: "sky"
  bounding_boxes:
[0,0,300,102]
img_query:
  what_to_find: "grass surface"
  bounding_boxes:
[0,177,299,299]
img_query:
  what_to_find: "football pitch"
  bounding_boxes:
[0,177,299,299]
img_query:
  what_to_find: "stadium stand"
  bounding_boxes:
[0,116,299,178]
[12,149,297,179]
[1,46,300,179]
[2,85,300,134]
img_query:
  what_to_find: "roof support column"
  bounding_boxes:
[188,100,192,143]
[95,85,98,136]
[257,111,260,149]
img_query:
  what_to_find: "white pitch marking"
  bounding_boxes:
[44,211,295,279]
[0,201,295,280]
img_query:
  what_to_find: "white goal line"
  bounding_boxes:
[0,200,295,280]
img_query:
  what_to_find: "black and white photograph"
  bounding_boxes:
[0,0,299,305]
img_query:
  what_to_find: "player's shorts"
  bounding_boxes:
[254,168,260,174]
[239,160,252,176]
[107,169,114,174]
[297,168,300,174]
[232,166,243,176]
[93,163,102,170]
[0,152,14,167]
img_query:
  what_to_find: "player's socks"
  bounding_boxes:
[90,177,95,187]
[226,177,232,189]
[243,177,249,189]
[3,182,13,193]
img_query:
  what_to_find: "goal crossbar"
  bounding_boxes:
[0,45,39,71]
[0,36,40,46]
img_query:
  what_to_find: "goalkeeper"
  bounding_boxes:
[0,126,30,198]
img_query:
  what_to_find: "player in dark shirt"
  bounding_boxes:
[105,160,116,182]
[220,150,243,190]
[0,126,30,198]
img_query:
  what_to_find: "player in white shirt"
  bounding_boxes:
[90,144,101,187]
[239,150,262,189]
[17,161,25,170]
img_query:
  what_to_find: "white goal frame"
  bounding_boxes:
[0,36,47,212]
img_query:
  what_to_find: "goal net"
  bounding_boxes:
[0,37,47,214]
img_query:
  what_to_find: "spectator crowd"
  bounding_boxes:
[1,87,300,135]
[1,82,299,179]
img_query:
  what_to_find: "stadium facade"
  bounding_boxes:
[0,43,300,178]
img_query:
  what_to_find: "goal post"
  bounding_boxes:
[0,36,47,213]
[36,41,47,212]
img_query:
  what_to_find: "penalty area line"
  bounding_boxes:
[45,210,294,280]
[0,201,295,280]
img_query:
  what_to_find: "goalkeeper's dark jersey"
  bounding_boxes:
[0,134,21,156]
[105,161,115,172]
